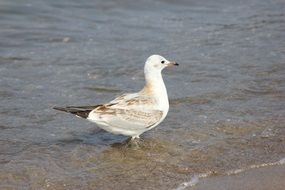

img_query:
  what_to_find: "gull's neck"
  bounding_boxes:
[140,70,169,105]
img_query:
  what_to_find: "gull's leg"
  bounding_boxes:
[128,135,144,148]
[131,135,140,140]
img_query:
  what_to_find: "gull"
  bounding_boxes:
[53,55,178,140]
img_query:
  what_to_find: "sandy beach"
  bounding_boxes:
[192,164,285,190]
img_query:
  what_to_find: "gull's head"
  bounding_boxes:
[144,55,178,74]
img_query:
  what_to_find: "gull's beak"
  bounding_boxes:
[167,61,179,67]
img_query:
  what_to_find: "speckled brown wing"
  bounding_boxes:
[109,93,158,109]
[88,94,163,130]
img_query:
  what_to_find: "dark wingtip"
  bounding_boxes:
[53,106,66,111]
[53,106,92,119]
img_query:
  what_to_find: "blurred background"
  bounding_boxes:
[0,0,284,189]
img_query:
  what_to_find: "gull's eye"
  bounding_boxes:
[161,60,165,64]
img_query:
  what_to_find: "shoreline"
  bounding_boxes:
[191,164,285,190]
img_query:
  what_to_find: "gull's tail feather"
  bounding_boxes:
[53,105,101,119]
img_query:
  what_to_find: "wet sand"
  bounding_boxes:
[192,165,285,190]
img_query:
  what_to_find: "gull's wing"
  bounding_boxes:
[88,93,163,130]
[109,93,158,109]
[52,93,140,119]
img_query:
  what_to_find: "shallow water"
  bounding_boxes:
[1,0,285,189]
